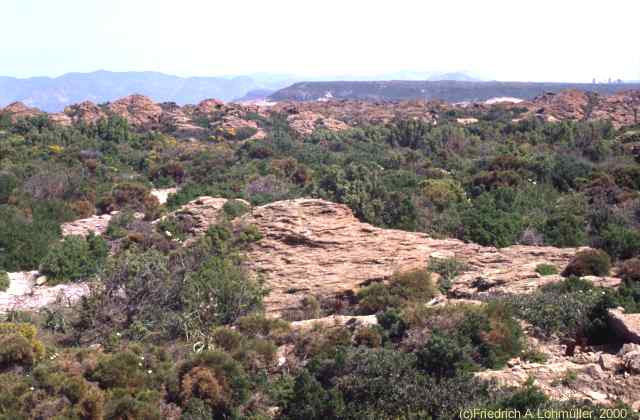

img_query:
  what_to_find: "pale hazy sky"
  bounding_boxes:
[2,0,639,82]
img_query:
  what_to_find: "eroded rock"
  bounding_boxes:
[236,198,590,313]
[0,272,89,313]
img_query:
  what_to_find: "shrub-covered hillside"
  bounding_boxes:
[1,106,640,418]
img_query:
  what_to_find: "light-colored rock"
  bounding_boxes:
[0,272,89,313]
[622,350,640,374]
[35,275,47,286]
[150,188,177,205]
[289,314,378,331]
[61,213,114,237]
[234,198,592,313]
[599,353,623,371]
[1,101,42,122]
[164,196,250,237]
[107,95,163,128]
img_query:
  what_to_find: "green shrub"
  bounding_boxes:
[353,326,383,348]
[0,323,45,368]
[210,327,244,354]
[505,278,616,342]
[0,202,69,271]
[39,234,106,284]
[178,350,250,417]
[104,389,163,420]
[416,329,475,378]
[535,263,559,276]
[235,314,290,340]
[562,249,611,277]
[183,255,267,327]
[599,223,640,260]
[237,224,263,244]
[281,369,344,420]
[428,256,468,292]
[420,178,465,210]
[222,199,250,219]
[105,211,136,239]
[88,351,149,390]
[357,269,435,314]
[541,276,594,294]
[0,271,9,291]
[461,192,524,248]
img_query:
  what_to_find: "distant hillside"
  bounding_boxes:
[0,71,296,112]
[0,70,485,111]
[269,80,640,102]
[233,89,276,102]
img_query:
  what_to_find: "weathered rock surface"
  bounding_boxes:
[1,101,42,122]
[150,187,178,205]
[0,272,89,313]
[289,314,378,331]
[286,110,349,136]
[64,101,106,125]
[165,196,249,236]
[61,213,115,237]
[107,95,163,129]
[236,199,589,313]
[608,308,640,344]
[477,335,640,407]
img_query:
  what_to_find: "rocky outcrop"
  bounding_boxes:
[521,89,640,128]
[0,271,89,313]
[286,110,349,136]
[61,213,115,237]
[273,100,438,131]
[289,314,378,331]
[1,101,42,122]
[107,95,163,129]
[527,90,590,121]
[477,350,640,407]
[592,91,640,128]
[64,101,106,125]
[608,308,640,344]
[165,196,249,236]
[150,187,178,205]
[236,199,589,313]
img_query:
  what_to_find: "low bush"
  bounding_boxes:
[505,277,618,342]
[562,249,611,277]
[39,234,107,284]
[0,323,46,368]
[183,255,267,328]
[178,350,250,418]
[357,269,436,314]
[428,256,468,292]
[535,263,559,276]
[222,199,250,219]
[416,329,475,378]
[105,211,136,239]
[599,223,640,260]
[0,271,9,291]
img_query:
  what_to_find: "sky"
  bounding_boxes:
[2,0,639,82]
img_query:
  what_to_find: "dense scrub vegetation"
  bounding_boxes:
[1,110,639,417]
[2,112,640,269]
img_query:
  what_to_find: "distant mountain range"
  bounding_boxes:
[268,80,640,102]
[0,70,480,112]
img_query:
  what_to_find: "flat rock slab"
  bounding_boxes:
[0,271,89,313]
[61,214,114,237]
[237,199,597,313]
